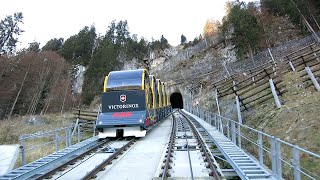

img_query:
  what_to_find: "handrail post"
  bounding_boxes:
[215,114,218,129]
[258,132,263,165]
[55,131,59,152]
[69,127,72,146]
[78,124,81,143]
[236,95,243,148]
[231,121,236,143]
[197,106,199,117]
[227,120,230,139]
[293,146,301,180]
[93,123,96,137]
[271,137,277,177]
[20,136,26,166]
[276,138,282,179]
[65,128,69,147]
[238,124,241,148]
[220,116,224,134]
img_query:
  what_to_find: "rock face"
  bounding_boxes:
[72,65,85,94]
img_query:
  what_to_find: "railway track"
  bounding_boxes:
[157,109,224,179]
[36,138,112,179]
[44,138,136,179]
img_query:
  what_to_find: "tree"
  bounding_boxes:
[160,35,169,48]
[0,12,24,55]
[261,0,320,31]
[27,41,40,52]
[42,38,64,52]
[180,35,187,45]
[60,25,96,66]
[203,19,220,37]
[220,1,263,58]
[192,37,200,46]
[115,20,130,47]
[82,36,118,105]
[0,51,75,118]
[126,37,148,60]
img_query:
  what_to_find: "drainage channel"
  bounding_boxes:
[157,110,224,179]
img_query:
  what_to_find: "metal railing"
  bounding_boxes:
[185,106,320,180]
[19,122,96,166]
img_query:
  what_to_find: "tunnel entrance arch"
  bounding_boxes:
[170,92,183,109]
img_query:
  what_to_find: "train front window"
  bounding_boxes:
[106,70,144,91]
[107,78,142,91]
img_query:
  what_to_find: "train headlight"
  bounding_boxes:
[139,119,143,123]
[99,121,102,125]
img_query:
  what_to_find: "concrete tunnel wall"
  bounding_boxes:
[170,92,183,109]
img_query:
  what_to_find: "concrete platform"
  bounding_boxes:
[98,116,172,180]
[0,145,19,176]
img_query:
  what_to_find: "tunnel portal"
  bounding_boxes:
[170,92,183,109]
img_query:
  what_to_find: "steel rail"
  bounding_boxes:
[35,139,112,180]
[161,114,176,179]
[180,110,222,180]
[181,117,194,180]
[81,138,136,180]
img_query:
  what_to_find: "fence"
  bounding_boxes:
[176,40,320,111]
[19,121,96,166]
[226,32,320,75]
[169,32,319,91]
[185,106,320,180]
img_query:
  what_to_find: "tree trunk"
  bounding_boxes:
[7,66,30,119]
[249,44,254,65]
[60,81,69,114]
[27,63,51,115]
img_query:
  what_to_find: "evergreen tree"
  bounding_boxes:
[0,12,24,54]
[180,35,187,45]
[27,41,40,52]
[82,37,118,105]
[60,25,96,66]
[42,38,64,52]
[220,1,262,58]
[160,35,169,49]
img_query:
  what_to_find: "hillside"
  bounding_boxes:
[150,32,320,156]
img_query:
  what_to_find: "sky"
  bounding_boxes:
[0,0,251,49]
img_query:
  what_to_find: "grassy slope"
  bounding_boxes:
[244,72,320,154]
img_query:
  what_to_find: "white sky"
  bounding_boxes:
[0,0,251,49]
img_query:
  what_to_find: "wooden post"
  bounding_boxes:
[306,66,320,91]
[289,61,296,71]
[268,48,277,67]
[269,79,282,108]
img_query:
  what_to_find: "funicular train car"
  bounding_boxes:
[156,79,164,120]
[96,69,172,139]
[149,75,159,122]
[161,82,171,116]
[96,69,153,138]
